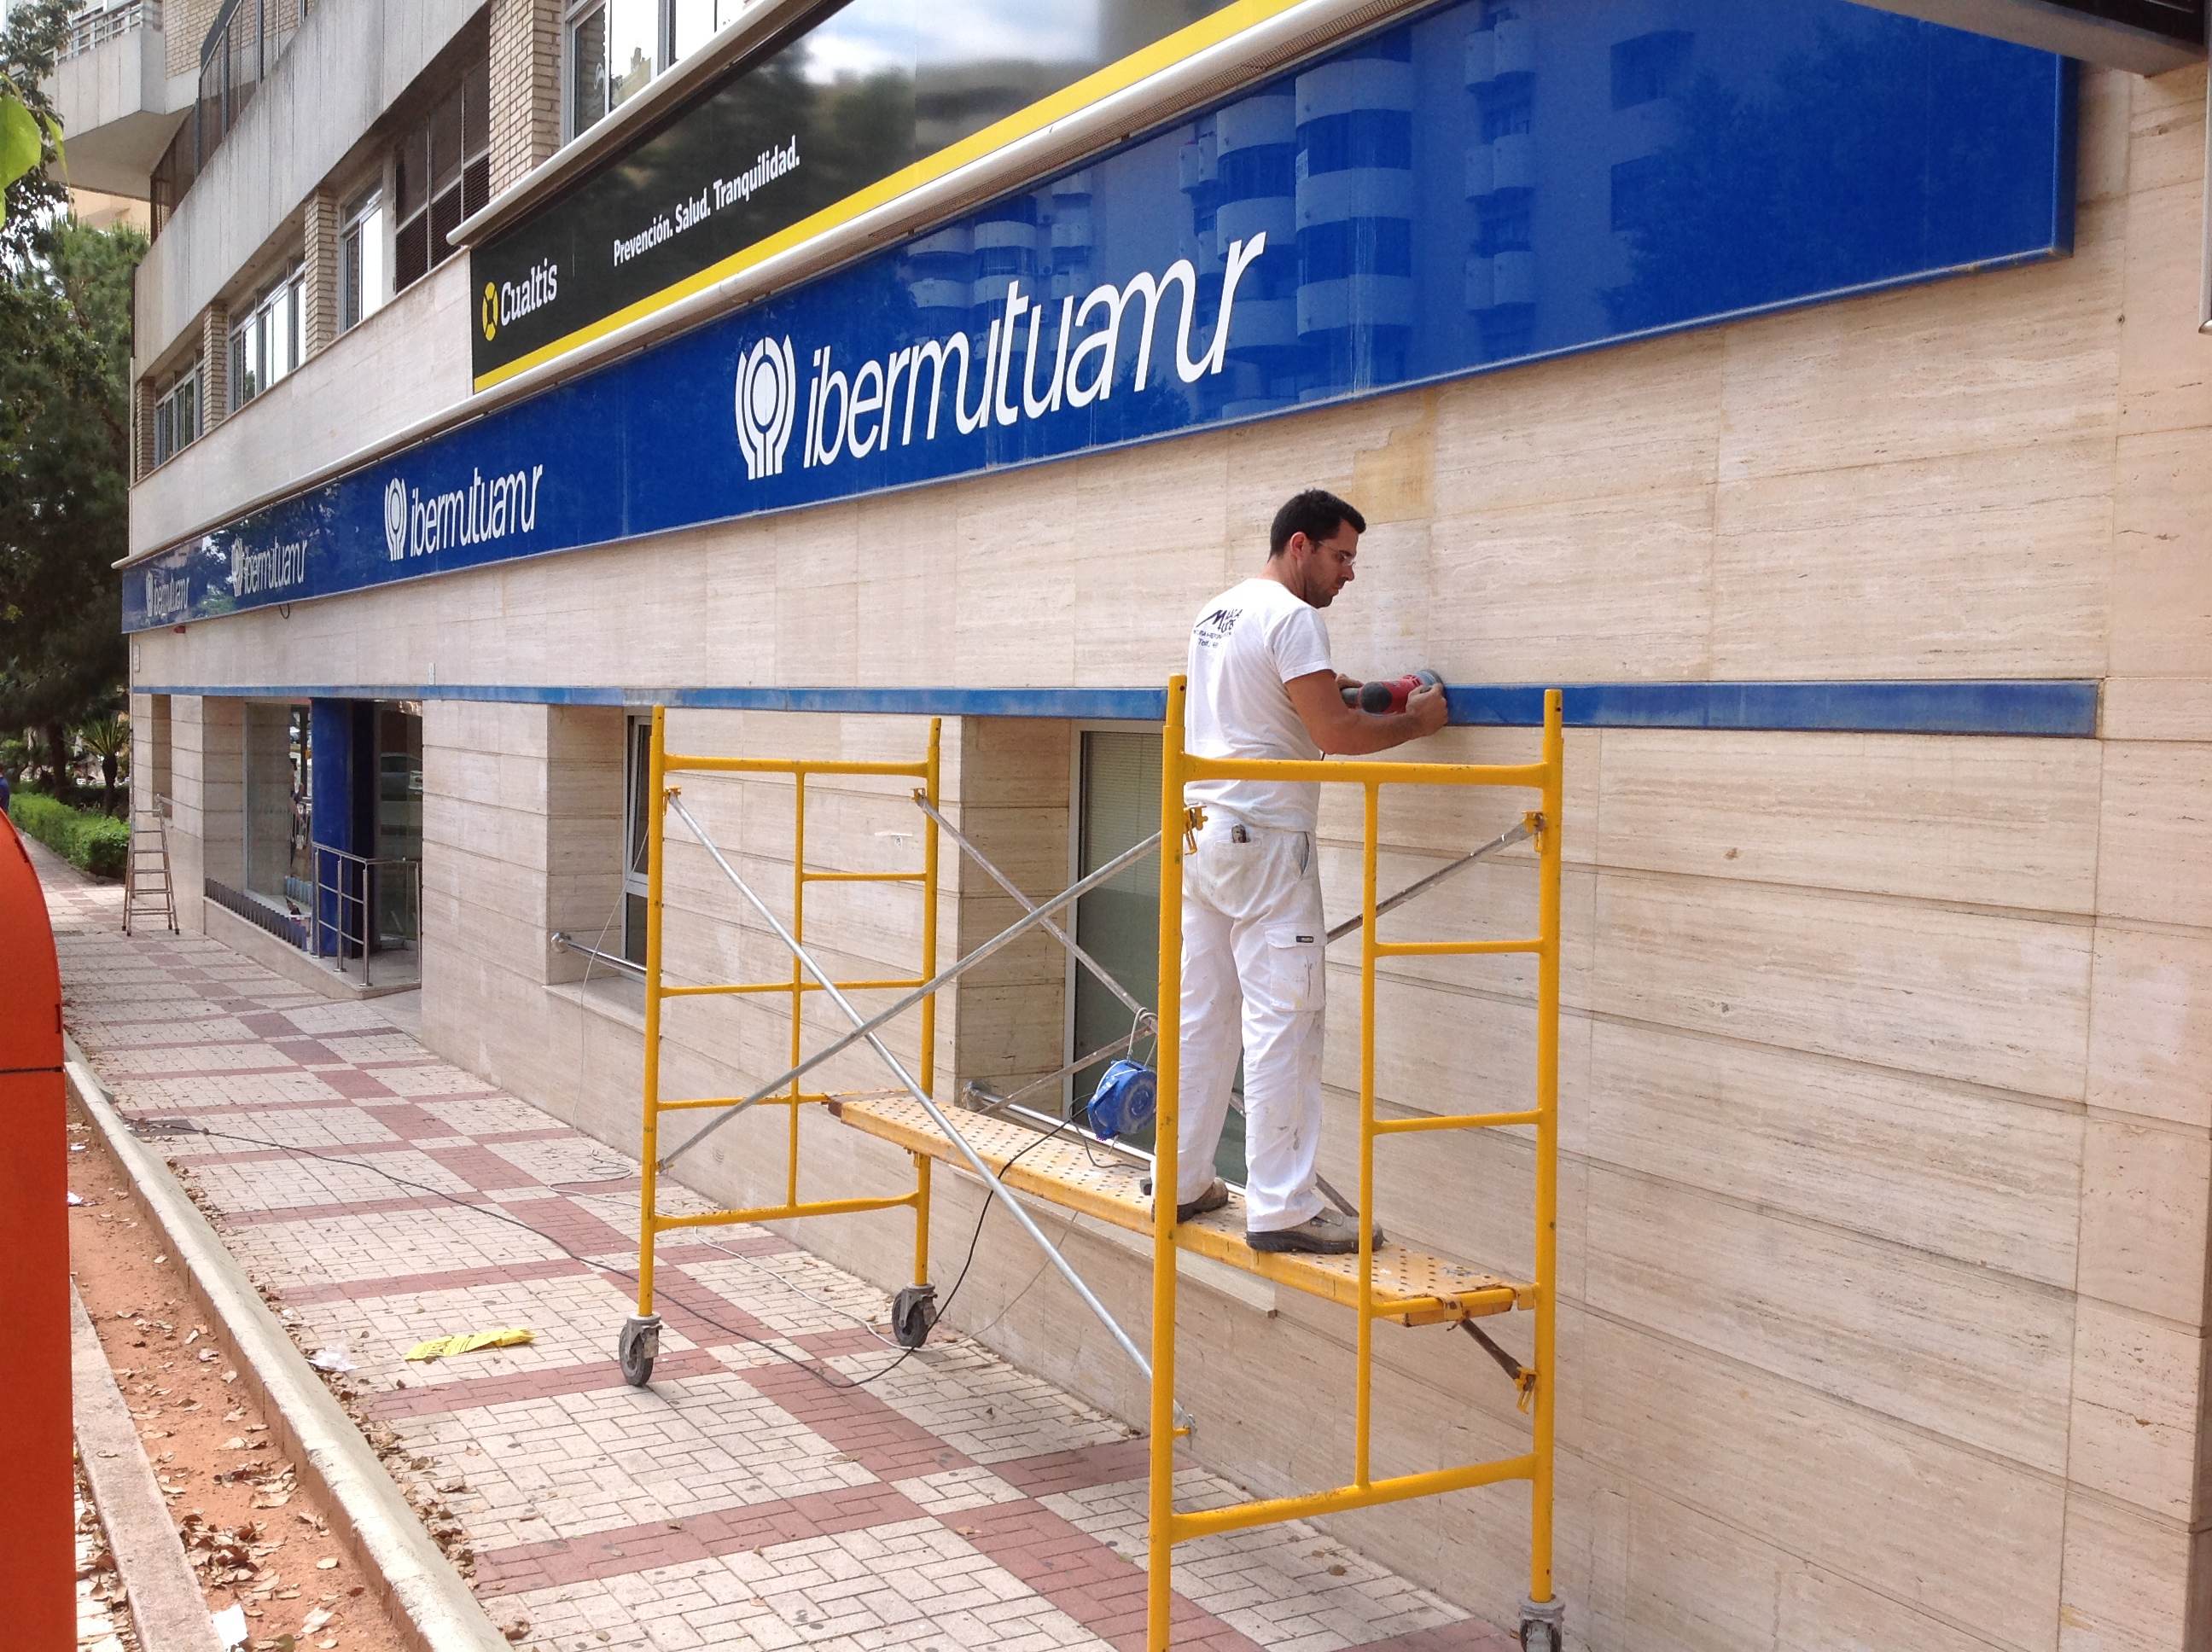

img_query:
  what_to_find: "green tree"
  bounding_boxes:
[0,209,146,800]
[0,0,69,253]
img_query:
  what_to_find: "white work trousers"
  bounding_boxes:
[1177,815,1327,1232]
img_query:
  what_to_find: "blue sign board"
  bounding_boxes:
[123,0,2075,633]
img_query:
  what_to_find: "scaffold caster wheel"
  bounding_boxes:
[619,1315,661,1387]
[891,1285,938,1349]
[1518,1597,1563,1652]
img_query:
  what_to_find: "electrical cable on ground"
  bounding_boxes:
[140,1111,1091,1395]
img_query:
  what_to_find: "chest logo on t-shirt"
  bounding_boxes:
[1193,607,1241,648]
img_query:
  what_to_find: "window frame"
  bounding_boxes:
[562,0,737,143]
[620,713,653,964]
[152,359,201,468]
[340,183,390,333]
[1063,718,1248,1177]
[393,55,491,299]
[229,263,306,413]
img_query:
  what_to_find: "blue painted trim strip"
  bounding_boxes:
[130,680,2101,737]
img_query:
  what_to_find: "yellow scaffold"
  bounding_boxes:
[615,714,945,1384]
[614,683,1566,1652]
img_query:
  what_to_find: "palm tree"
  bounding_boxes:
[77,713,128,815]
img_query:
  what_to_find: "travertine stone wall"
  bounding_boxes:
[133,61,2212,1652]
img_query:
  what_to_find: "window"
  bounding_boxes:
[229,265,306,411]
[1476,196,1531,256]
[393,55,490,296]
[1610,154,1664,234]
[341,188,388,332]
[565,0,742,138]
[1480,87,1533,141]
[1611,30,1691,110]
[244,701,314,914]
[1068,727,1248,1182]
[621,714,652,964]
[152,364,201,466]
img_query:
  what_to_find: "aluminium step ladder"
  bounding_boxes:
[123,800,178,936]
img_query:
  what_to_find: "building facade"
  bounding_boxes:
[58,0,2212,1643]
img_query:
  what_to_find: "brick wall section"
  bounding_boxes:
[199,302,229,429]
[131,376,155,480]
[302,189,339,357]
[166,0,224,80]
[488,0,562,195]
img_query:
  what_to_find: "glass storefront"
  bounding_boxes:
[243,701,312,913]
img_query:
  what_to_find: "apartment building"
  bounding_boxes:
[54,0,2212,1643]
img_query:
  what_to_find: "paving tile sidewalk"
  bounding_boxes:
[36,843,1511,1652]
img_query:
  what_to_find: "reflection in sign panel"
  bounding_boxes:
[125,0,2074,633]
[469,0,1245,383]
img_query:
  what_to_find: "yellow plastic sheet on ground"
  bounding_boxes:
[405,1327,534,1362]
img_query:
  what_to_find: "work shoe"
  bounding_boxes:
[1247,1210,1384,1254]
[1140,1176,1231,1221]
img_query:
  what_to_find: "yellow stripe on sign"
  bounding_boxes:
[470,0,1320,392]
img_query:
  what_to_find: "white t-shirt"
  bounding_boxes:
[1183,576,1334,833]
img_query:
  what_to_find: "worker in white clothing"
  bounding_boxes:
[1173,489,1447,1254]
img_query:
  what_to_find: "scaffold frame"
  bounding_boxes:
[614,683,1566,1650]
[620,710,945,1384]
[1145,677,1564,1652]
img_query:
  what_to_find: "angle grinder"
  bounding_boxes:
[1340,668,1442,713]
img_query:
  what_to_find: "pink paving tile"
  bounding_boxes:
[472,1483,931,1597]
[952,1497,1262,1651]
[318,1067,400,1099]
[995,1438,1157,1499]
[271,1036,344,1064]
[359,1346,727,1418]
[424,1142,546,1190]
[492,1194,634,1257]
[279,1255,596,1306]
[186,1139,421,1169]
[1361,1622,1522,1650]
[358,1100,468,1137]
[220,1191,489,1228]
[635,1264,783,1350]
[742,1358,973,1480]
[656,1234,799,1262]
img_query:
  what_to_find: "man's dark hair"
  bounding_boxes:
[1269,489,1365,558]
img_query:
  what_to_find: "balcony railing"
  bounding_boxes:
[149,0,310,235]
[310,841,422,988]
[59,0,160,64]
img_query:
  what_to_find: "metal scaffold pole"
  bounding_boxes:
[663,791,1184,1424]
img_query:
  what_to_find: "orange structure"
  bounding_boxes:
[0,816,73,1647]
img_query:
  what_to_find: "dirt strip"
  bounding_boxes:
[68,1086,416,1652]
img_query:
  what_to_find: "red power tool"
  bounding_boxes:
[1341,668,1442,713]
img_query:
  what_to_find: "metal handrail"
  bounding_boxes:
[61,1,160,62]
[550,930,645,979]
[308,841,420,987]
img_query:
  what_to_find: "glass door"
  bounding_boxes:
[372,705,423,951]
[1071,727,1247,1183]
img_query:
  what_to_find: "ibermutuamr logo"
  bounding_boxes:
[730,232,1269,486]
[733,335,797,480]
[383,465,546,563]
